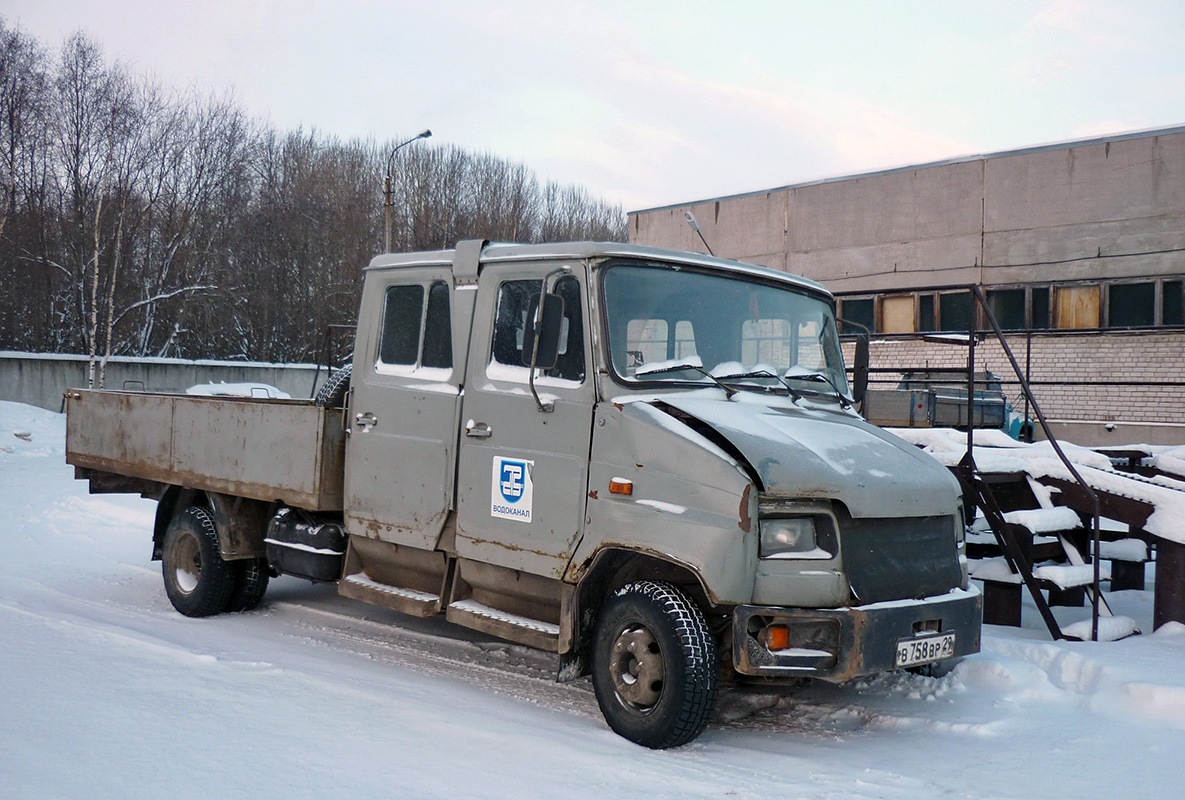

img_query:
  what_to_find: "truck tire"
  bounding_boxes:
[314,364,351,408]
[225,558,269,612]
[591,581,717,748]
[161,506,236,618]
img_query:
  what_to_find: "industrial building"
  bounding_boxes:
[628,125,1185,445]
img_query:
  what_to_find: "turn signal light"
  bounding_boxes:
[765,625,790,651]
[609,478,633,495]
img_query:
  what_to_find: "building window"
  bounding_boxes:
[1164,280,1184,326]
[1054,285,1100,329]
[626,319,669,367]
[919,294,936,332]
[675,320,697,358]
[838,298,874,334]
[880,295,916,333]
[987,288,1026,330]
[1107,282,1155,328]
[939,291,973,332]
[1031,287,1051,329]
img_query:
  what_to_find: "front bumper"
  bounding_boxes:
[733,586,982,682]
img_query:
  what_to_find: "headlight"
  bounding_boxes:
[761,517,824,559]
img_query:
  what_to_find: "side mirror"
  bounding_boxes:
[851,333,870,404]
[523,293,565,371]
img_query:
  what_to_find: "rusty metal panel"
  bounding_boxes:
[66,390,344,510]
[862,388,933,427]
[171,396,320,500]
[67,390,174,476]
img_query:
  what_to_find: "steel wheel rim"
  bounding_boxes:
[168,531,202,595]
[609,623,665,711]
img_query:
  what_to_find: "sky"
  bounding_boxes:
[5,0,1185,211]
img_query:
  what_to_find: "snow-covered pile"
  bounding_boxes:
[1153,446,1185,480]
[4,401,1185,799]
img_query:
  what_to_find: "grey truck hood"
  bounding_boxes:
[655,394,961,519]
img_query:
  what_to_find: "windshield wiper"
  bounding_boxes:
[635,360,739,398]
[784,370,852,408]
[713,370,803,402]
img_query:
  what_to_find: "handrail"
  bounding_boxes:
[966,285,1105,640]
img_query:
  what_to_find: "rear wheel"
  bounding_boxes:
[225,558,270,612]
[591,581,717,748]
[162,506,236,617]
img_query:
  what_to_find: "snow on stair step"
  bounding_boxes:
[969,557,1023,584]
[1099,538,1150,562]
[1032,563,1111,589]
[1061,615,1140,641]
[1002,507,1082,533]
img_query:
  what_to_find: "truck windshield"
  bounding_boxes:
[603,263,849,397]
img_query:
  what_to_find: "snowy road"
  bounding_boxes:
[3,400,1185,799]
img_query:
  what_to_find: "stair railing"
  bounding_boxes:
[963,285,1104,640]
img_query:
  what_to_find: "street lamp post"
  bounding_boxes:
[384,129,432,252]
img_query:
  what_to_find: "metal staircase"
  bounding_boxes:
[910,286,1110,639]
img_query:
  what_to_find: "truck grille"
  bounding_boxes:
[840,514,962,605]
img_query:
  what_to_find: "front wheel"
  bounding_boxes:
[591,581,718,748]
[162,506,236,617]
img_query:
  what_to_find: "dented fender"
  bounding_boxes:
[566,400,759,605]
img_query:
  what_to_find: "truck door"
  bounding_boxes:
[345,267,461,550]
[455,262,593,579]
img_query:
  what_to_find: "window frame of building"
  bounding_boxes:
[1106,280,1157,329]
[1053,284,1102,329]
[938,290,974,333]
[837,297,874,335]
[1031,286,1051,329]
[985,287,1027,330]
[918,293,936,332]
[1163,279,1184,326]
[878,294,917,334]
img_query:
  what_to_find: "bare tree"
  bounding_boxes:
[0,23,627,365]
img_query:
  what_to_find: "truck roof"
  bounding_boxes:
[365,241,830,298]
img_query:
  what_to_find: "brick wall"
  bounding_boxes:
[849,330,1185,424]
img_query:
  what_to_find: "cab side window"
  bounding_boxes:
[422,282,452,368]
[378,281,452,370]
[491,276,584,383]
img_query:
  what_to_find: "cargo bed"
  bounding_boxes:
[65,390,345,510]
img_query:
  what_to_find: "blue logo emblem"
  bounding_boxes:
[499,460,527,504]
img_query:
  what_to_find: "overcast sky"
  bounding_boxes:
[6,0,1184,211]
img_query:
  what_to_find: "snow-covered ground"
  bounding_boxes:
[3,400,1185,799]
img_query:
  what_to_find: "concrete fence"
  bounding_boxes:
[1,351,333,413]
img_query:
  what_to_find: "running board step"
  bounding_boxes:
[339,573,441,618]
[446,599,560,652]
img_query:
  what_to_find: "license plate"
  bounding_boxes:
[895,632,955,668]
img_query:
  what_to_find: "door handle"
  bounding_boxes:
[355,411,378,432]
[465,420,492,438]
